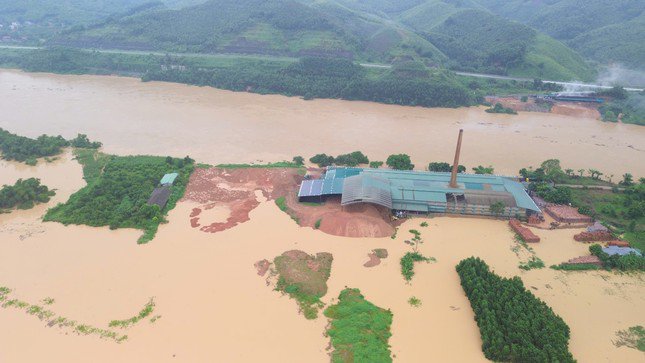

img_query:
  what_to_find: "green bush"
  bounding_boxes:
[400,252,432,282]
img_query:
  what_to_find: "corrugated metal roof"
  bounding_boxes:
[602,246,642,256]
[160,173,178,185]
[298,167,541,212]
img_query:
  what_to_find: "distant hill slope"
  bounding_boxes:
[473,0,645,69]
[52,0,595,80]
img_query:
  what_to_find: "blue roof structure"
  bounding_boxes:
[160,172,178,185]
[602,246,642,257]
[298,167,541,214]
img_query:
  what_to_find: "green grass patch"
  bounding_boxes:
[550,263,601,271]
[400,252,434,282]
[615,326,645,352]
[274,251,333,319]
[109,298,155,328]
[420,221,428,227]
[519,256,545,271]
[73,148,112,183]
[408,296,422,308]
[324,288,393,363]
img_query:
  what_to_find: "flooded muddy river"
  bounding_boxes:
[0,70,644,362]
[1,69,643,177]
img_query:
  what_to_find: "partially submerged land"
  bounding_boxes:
[0,82,643,361]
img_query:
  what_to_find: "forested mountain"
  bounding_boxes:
[48,0,596,80]
[472,0,645,69]
[0,1,203,40]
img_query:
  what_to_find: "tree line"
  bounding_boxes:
[0,178,55,210]
[456,257,575,362]
[0,128,101,165]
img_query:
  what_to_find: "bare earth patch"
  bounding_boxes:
[364,248,389,268]
[182,167,396,237]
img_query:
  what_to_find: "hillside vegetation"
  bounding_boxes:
[473,0,645,69]
[47,0,595,80]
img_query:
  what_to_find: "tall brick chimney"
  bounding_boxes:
[449,129,463,188]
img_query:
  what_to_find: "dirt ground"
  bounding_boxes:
[551,103,601,119]
[182,167,397,238]
[181,167,301,233]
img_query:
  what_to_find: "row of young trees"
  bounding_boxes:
[0,128,101,164]
[0,178,55,210]
[456,257,575,362]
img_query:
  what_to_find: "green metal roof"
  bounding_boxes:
[160,172,178,185]
[301,167,540,212]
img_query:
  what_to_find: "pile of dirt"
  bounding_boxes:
[181,167,301,233]
[287,196,395,238]
[274,250,333,296]
[364,248,389,268]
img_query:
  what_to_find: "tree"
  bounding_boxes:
[620,173,634,187]
[473,165,495,174]
[387,154,414,170]
[577,169,585,177]
[369,161,383,168]
[309,154,334,167]
[588,169,603,180]
[429,162,465,173]
[541,159,566,182]
[564,168,573,177]
[292,156,304,166]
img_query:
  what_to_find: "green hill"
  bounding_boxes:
[51,0,595,80]
[473,0,645,69]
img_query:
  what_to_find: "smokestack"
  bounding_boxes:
[449,129,463,188]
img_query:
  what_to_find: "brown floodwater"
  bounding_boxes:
[0,70,644,362]
[0,156,643,362]
[0,69,643,177]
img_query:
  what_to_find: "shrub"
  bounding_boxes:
[386,154,414,170]
[400,252,432,281]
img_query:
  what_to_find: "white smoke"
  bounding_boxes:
[596,64,645,88]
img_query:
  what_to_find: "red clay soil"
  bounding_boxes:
[574,230,614,242]
[286,195,395,238]
[563,255,603,267]
[182,167,301,233]
[608,240,630,247]
[364,253,381,267]
[182,167,397,237]
[509,219,540,243]
[551,103,601,119]
[545,205,593,224]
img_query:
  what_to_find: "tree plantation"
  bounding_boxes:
[456,257,575,362]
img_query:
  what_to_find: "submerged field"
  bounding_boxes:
[0,154,643,362]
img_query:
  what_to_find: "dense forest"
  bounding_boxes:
[0,178,55,210]
[29,0,596,80]
[324,288,393,363]
[144,57,476,107]
[0,128,102,165]
[456,257,574,362]
[0,128,69,164]
[44,154,194,243]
